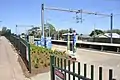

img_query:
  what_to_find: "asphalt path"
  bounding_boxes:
[0,36,29,80]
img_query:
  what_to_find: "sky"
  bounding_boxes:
[0,0,120,34]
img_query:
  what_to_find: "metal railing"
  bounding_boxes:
[5,34,31,73]
[50,55,116,80]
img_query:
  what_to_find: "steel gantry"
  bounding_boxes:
[41,4,113,43]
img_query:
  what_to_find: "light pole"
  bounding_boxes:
[58,29,59,40]
[41,4,44,38]
[46,20,51,37]
[16,25,17,35]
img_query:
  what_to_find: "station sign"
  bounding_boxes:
[55,69,64,80]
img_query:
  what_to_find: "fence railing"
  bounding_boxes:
[50,55,116,80]
[5,34,31,73]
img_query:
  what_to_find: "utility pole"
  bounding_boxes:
[16,25,17,35]
[46,20,51,37]
[41,4,44,38]
[93,24,96,42]
[94,24,96,37]
[49,26,50,37]
[110,13,113,43]
[58,29,59,40]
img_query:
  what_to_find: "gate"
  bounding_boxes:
[50,55,116,80]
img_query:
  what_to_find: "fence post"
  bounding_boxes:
[28,43,31,73]
[109,69,115,80]
[50,55,55,80]
[91,65,94,80]
[84,64,87,77]
[57,57,60,67]
[18,38,20,53]
[78,62,80,80]
[99,67,102,80]
[64,59,66,80]
[73,61,75,80]
[61,58,63,72]
[68,60,70,80]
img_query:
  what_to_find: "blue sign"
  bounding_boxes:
[35,40,41,46]
[46,37,52,49]
[41,36,45,47]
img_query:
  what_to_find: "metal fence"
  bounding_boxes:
[50,55,116,80]
[5,34,31,73]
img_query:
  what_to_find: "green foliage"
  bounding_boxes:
[89,29,104,37]
[59,29,68,38]
[27,27,41,38]
[44,23,56,37]
[0,31,2,35]
[21,33,25,35]
[30,44,68,68]
[2,27,7,33]
[27,23,56,38]
[1,27,11,36]
[58,28,75,39]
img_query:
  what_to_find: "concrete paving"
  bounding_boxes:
[0,36,30,80]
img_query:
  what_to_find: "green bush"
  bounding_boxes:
[30,44,68,68]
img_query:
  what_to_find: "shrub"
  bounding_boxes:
[30,44,68,69]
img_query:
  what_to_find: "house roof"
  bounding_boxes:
[97,33,120,38]
[62,33,78,36]
[81,34,91,38]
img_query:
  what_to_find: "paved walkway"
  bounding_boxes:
[0,36,29,80]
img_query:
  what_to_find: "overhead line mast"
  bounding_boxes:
[41,4,113,43]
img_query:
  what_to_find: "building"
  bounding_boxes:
[62,33,78,41]
[97,33,120,38]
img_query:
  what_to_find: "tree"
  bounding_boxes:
[2,27,7,34]
[69,28,73,33]
[59,29,68,39]
[44,23,56,37]
[21,33,25,35]
[28,26,41,37]
[58,28,75,39]
[0,31,2,35]
[6,29,11,34]
[89,29,104,37]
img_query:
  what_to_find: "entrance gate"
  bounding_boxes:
[50,55,116,80]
